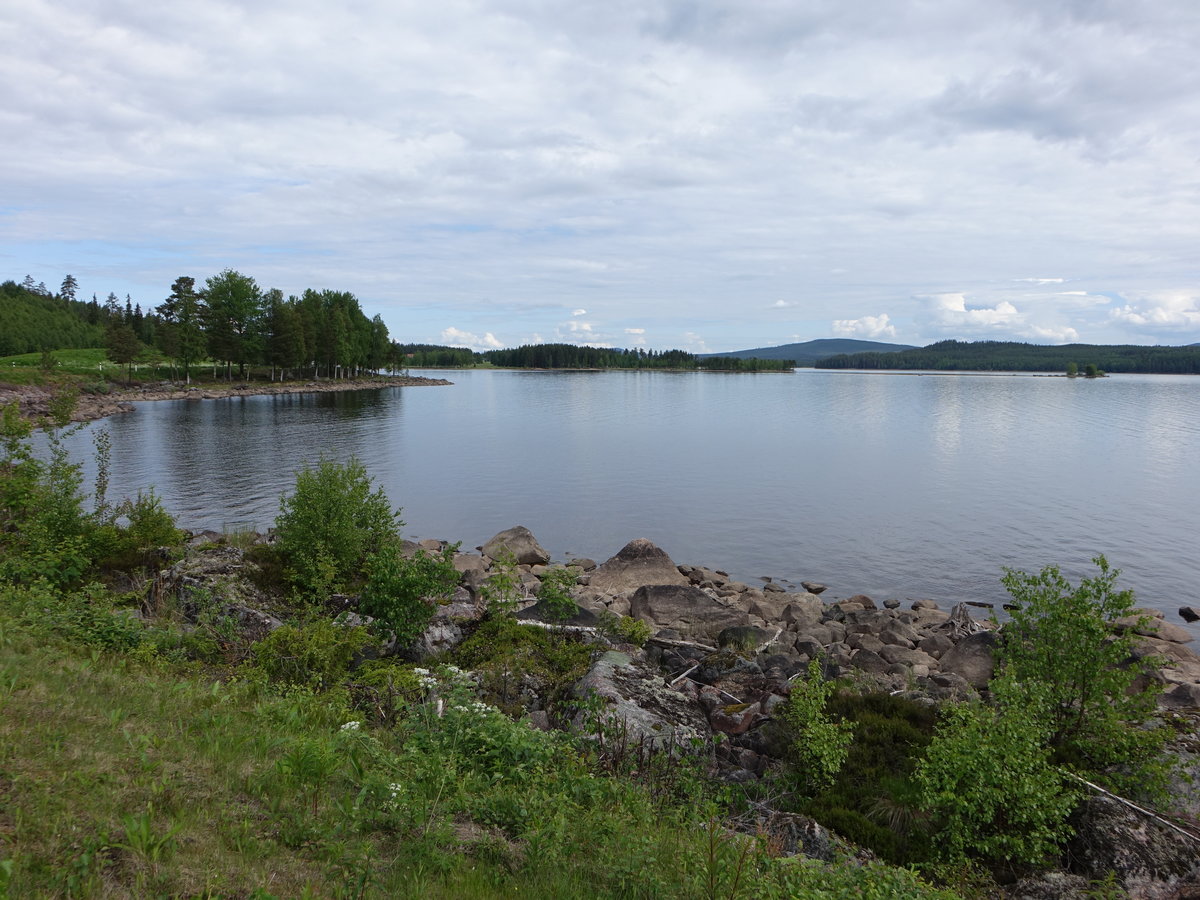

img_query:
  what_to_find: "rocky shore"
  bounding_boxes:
[1,374,452,425]
[162,522,1200,896]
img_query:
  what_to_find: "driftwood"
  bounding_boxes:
[647,635,719,654]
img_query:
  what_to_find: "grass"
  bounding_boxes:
[0,613,962,899]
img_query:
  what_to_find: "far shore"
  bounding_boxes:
[1,374,453,426]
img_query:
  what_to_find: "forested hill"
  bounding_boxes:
[0,280,105,355]
[482,343,794,370]
[815,339,1200,373]
[702,338,916,364]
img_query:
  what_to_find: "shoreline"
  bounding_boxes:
[0,374,453,425]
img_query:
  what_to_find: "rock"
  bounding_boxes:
[846,632,885,654]
[1159,682,1200,709]
[911,598,940,611]
[693,650,763,686]
[800,581,827,595]
[707,699,762,735]
[1180,607,1200,624]
[1118,615,1195,643]
[588,538,689,594]
[938,631,999,688]
[795,624,834,647]
[917,633,954,659]
[405,590,485,660]
[417,538,443,552]
[879,646,938,668]
[515,601,599,627]
[629,584,749,640]
[717,625,776,652]
[843,594,876,610]
[571,650,709,748]
[1066,795,1198,885]
[793,638,824,660]
[481,525,550,566]
[763,581,785,594]
[883,598,901,609]
[849,648,890,675]
[780,595,824,631]
[568,557,597,571]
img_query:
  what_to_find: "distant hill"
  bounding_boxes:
[702,338,917,365]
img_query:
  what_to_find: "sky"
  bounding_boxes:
[5,1,1200,352]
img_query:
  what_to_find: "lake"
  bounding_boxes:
[60,369,1200,628]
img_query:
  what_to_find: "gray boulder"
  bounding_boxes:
[571,650,709,747]
[481,525,550,566]
[588,538,688,594]
[630,584,749,640]
[1066,796,1199,886]
[938,631,999,688]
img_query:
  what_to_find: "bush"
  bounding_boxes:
[999,555,1168,796]
[776,660,853,794]
[359,542,460,645]
[252,619,374,689]
[916,675,1076,865]
[596,610,652,646]
[274,457,402,598]
[535,565,578,622]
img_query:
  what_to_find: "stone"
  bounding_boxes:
[883,598,901,609]
[1066,796,1198,884]
[843,593,876,609]
[417,538,443,552]
[707,701,762,735]
[1180,606,1200,623]
[879,646,938,668]
[800,581,827,595]
[568,557,597,571]
[846,632,885,654]
[588,538,689,594]
[481,525,550,566]
[794,625,833,647]
[1159,682,1200,709]
[938,630,999,688]
[572,650,709,748]
[629,584,749,640]
[917,633,954,659]
[717,625,776,652]
[911,598,940,611]
[849,648,890,675]
[763,581,785,593]
[793,638,824,660]
[780,595,824,630]
[516,601,599,627]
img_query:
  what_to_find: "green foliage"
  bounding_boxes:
[776,660,854,794]
[800,690,937,864]
[596,609,653,646]
[91,490,185,572]
[273,457,402,599]
[916,674,1076,865]
[0,581,145,651]
[535,565,578,622]
[999,555,1168,795]
[453,614,594,715]
[479,550,523,613]
[252,619,373,689]
[359,542,460,645]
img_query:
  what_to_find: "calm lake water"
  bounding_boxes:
[60,369,1200,627]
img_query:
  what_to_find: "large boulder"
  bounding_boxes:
[571,650,709,748]
[588,538,688,594]
[629,584,749,640]
[1066,796,1199,887]
[481,525,550,566]
[938,631,999,688]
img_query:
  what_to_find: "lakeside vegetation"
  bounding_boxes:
[1,390,1192,896]
[815,339,1200,374]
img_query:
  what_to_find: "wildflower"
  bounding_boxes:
[340,720,361,732]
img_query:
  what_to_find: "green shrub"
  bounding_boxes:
[776,660,853,794]
[273,457,402,599]
[999,555,1169,796]
[359,542,460,645]
[596,610,652,646]
[92,490,184,572]
[535,565,578,622]
[252,619,373,689]
[916,674,1076,865]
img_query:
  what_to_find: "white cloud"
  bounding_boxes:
[832,313,897,339]
[572,308,587,316]
[440,326,503,350]
[682,332,710,353]
[1016,277,1065,285]
[1109,291,1200,334]
[923,293,1021,332]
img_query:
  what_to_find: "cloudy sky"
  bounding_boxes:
[5,0,1200,352]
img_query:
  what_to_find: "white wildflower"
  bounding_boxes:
[340,721,361,732]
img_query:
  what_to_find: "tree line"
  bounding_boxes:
[2,272,393,383]
[481,343,795,370]
[815,339,1200,373]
